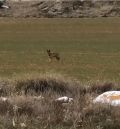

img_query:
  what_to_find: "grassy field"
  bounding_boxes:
[0,18,120,82]
[0,17,120,129]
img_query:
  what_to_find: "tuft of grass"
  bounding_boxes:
[89,82,114,94]
[13,73,81,96]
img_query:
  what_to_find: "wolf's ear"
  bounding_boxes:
[47,49,50,52]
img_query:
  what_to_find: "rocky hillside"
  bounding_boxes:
[0,0,120,18]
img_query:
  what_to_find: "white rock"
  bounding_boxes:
[56,96,73,103]
[1,5,9,9]
[93,91,120,106]
[0,97,8,102]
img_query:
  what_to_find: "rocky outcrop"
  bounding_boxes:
[0,0,120,18]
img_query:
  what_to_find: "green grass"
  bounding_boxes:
[0,18,120,82]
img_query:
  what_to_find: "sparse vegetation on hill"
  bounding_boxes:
[1,0,120,18]
[0,74,119,129]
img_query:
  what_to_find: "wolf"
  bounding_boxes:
[47,49,60,62]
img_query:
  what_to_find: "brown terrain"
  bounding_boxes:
[0,0,120,18]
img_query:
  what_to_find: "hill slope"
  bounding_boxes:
[0,0,120,18]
